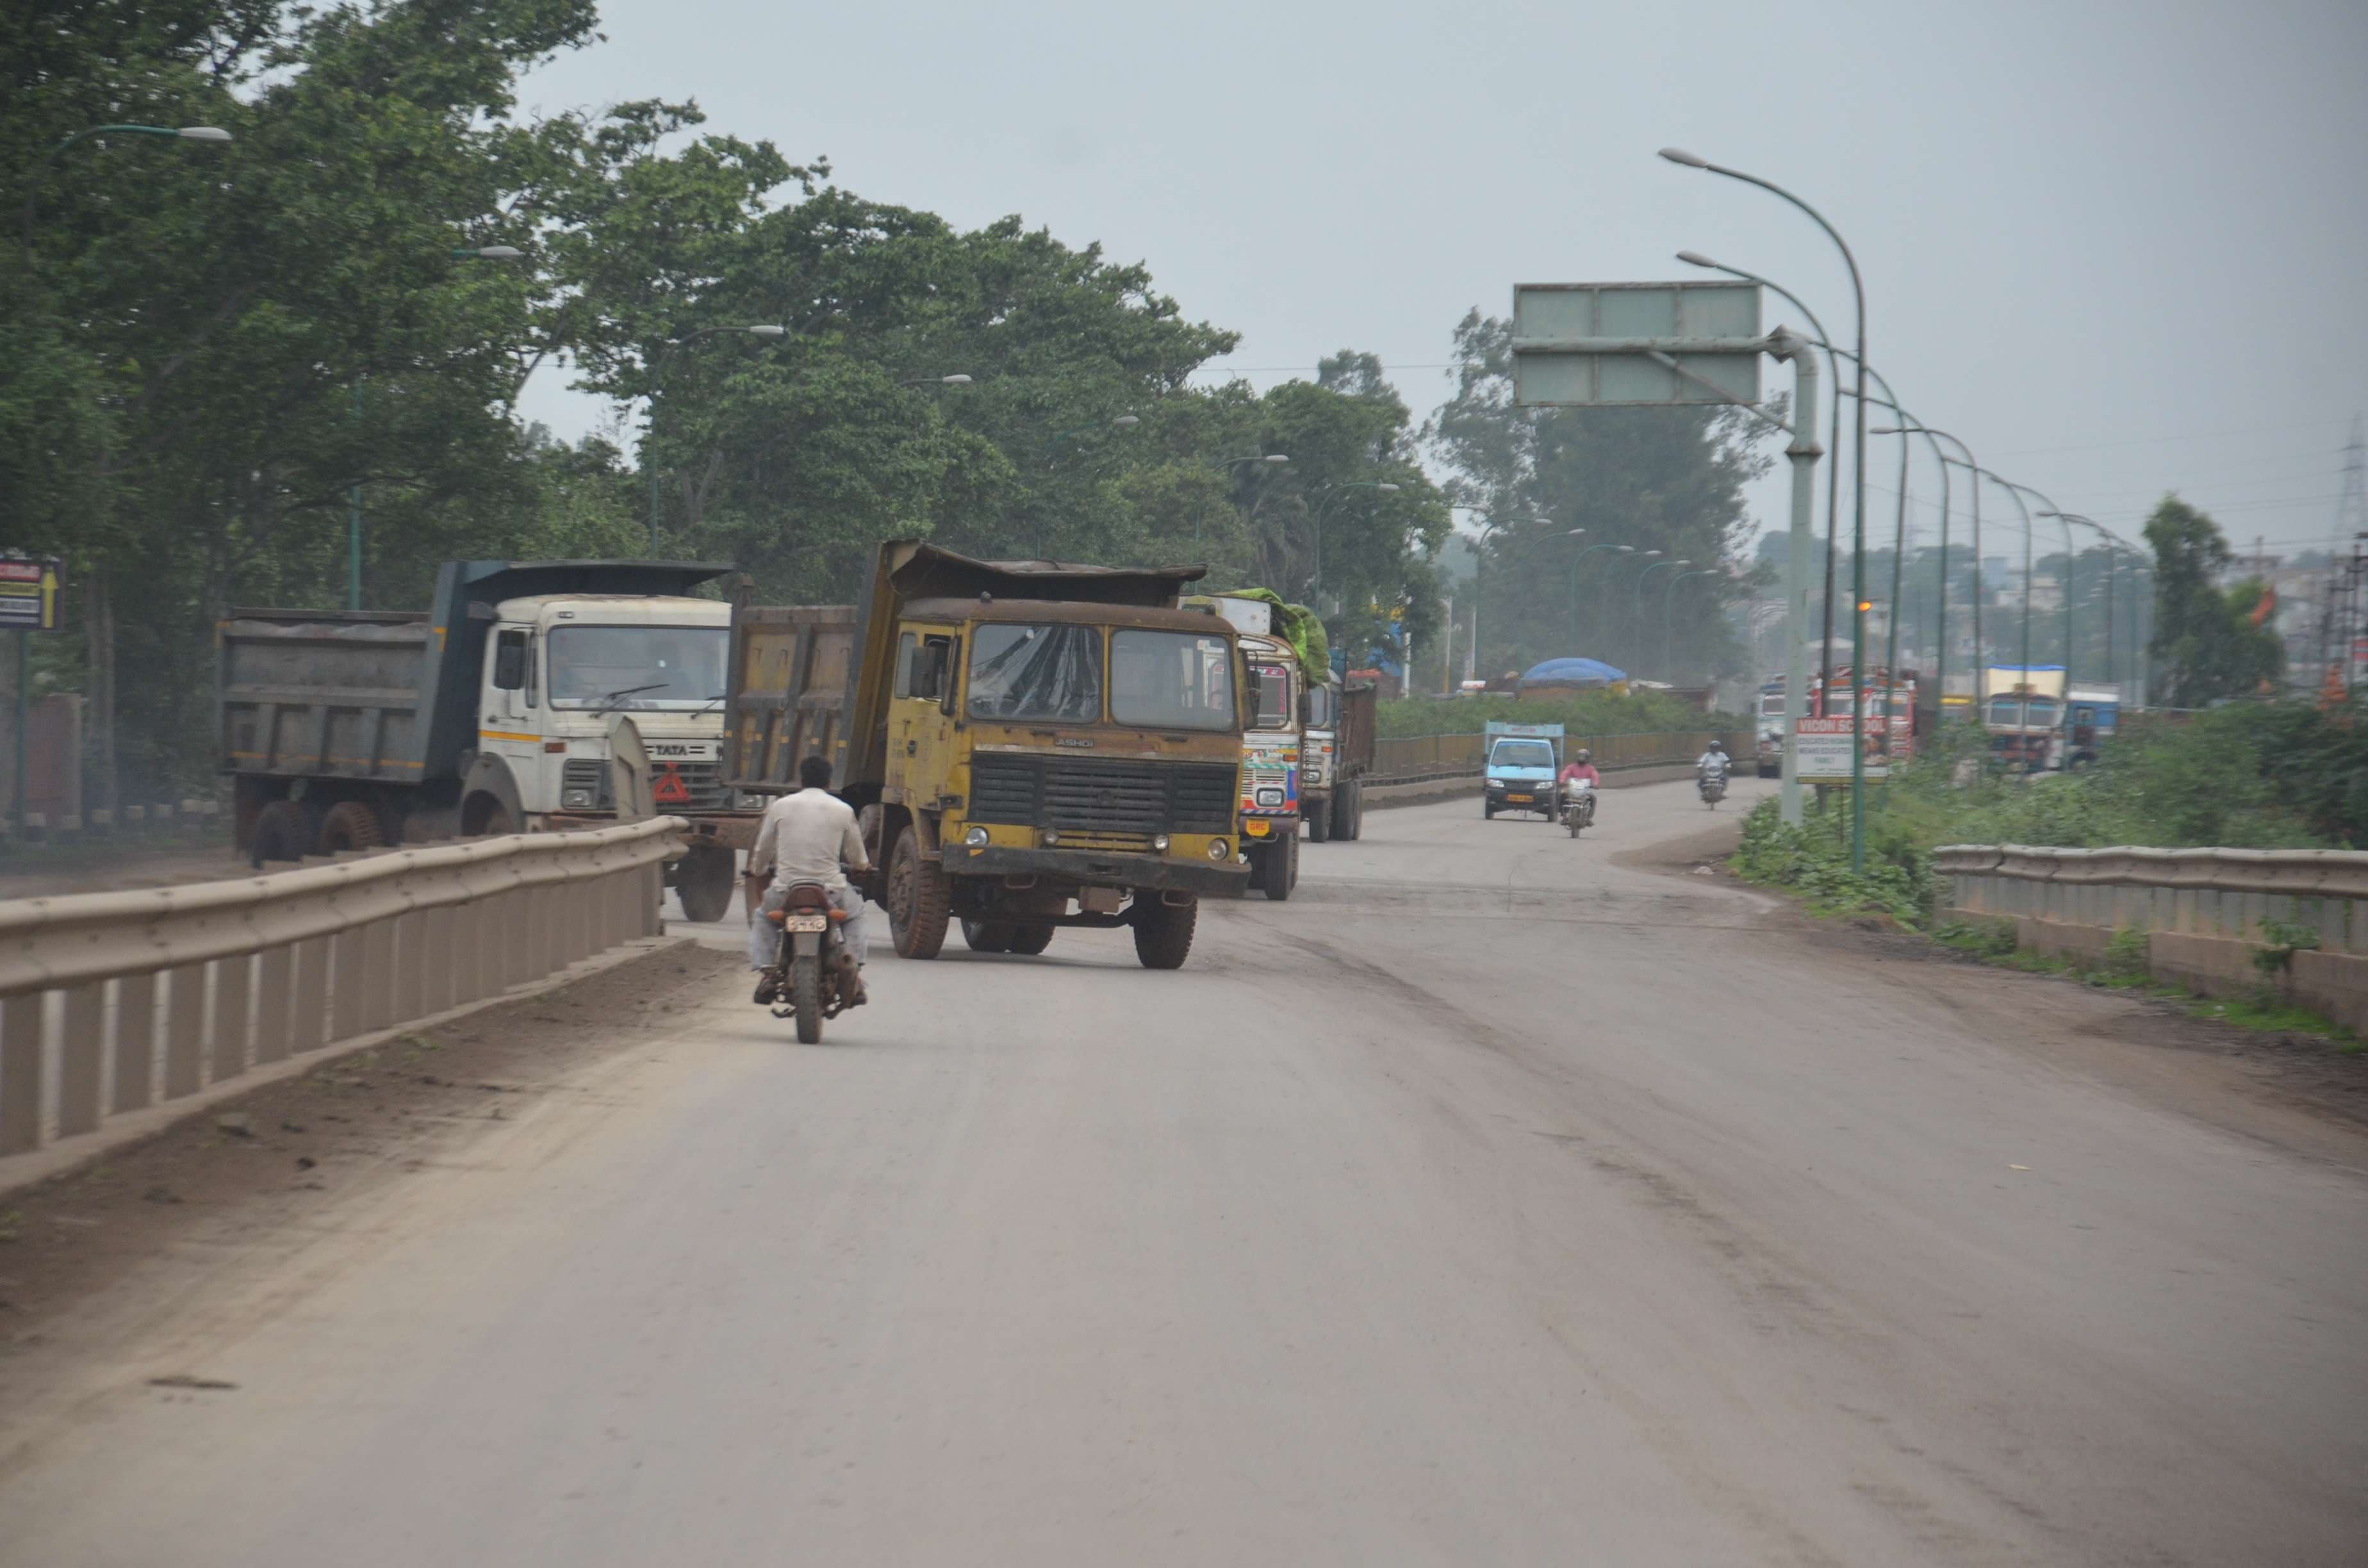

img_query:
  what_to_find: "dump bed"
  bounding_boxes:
[218,559,729,785]
[1336,681,1377,777]
[723,604,858,790]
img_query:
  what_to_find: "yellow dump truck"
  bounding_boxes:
[723,543,1250,968]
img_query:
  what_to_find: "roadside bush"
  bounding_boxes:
[1732,798,1930,926]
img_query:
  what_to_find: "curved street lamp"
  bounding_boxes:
[1563,539,1631,653]
[1634,558,1693,673]
[1452,505,1545,682]
[645,325,789,547]
[1663,147,1871,867]
[1664,567,1723,680]
[1604,549,1663,667]
[22,124,234,259]
[1195,453,1290,552]
[1877,420,1982,718]
[1309,480,1402,600]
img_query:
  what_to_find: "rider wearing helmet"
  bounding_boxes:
[1695,739,1731,780]
[1558,746,1600,790]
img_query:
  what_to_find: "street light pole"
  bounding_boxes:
[1679,253,1847,705]
[1634,558,1691,673]
[1195,453,1290,555]
[644,325,789,550]
[1039,413,1140,558]
[1663,148,1870,869]
[21,124,232,260]
[1566,540,1632,653]
[1309,480,1402,601]
[1664,567,1720,680]
[1606,550,1664,671]
[2014,484,2074,705]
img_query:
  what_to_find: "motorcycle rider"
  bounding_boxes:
[1696,740,1732,784]
[1557,747,1600,820]
[744,753,872,1008]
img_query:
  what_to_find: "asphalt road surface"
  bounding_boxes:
[4,779,2365,1565]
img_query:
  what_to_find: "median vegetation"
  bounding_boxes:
[1377,690,1741,739]
[1733,698,2368,928]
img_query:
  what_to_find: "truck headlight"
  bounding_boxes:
[736,791,768,811]
[964,826,989,847]
[563,788,595,809]
[1207,838,1229,860]
[1153,834,1170,851]
[1042,829,1060,847]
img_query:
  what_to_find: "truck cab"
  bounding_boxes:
[465,593,736,833]
[1483,721,1563,819]
[1235,630,1304,899]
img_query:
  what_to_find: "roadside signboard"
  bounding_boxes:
[1509,281,1762,408]
[1795,715,1888,783]
[0,557,62,632]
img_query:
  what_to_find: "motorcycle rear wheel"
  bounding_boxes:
[792,954,824,1044]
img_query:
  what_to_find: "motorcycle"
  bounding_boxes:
[1561,779,1597,837]
[762,880,859,1043]
[1697,769,1729,809]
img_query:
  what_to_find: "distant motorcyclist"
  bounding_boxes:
[745,754,873,1008]
[1558,747,1600,791]
[1695,740,1731,781]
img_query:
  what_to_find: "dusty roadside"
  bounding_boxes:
[0,943,742,1421]
[1612,808,2368,1166]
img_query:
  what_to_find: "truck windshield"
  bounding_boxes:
[1758,694,1786,718]
[1110,630,1238,731]
[546,626,727,708]
[1306,684,1337,728]
[967,623,1103,723]
[1247,663,1294,730]
[1490,740,1556,770]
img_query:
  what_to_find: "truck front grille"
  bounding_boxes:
[561,756,732,812]
[968,755,1237,835]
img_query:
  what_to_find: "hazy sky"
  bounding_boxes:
[516,0,2368,558]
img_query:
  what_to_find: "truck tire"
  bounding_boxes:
[1483,799,1497,821]
[1342,781,1364,841]
[887,826,950,960]
[1306,796,1330,842]
[961,919,1015,954]
[1258,837,1294,902]
[317,800,384,856]
[1007,924,1055,956]
[675,841,737,924]
[1132,896,1196,969]
[250,800,311,869]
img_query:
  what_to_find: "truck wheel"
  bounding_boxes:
[1007,924,1055,956]
[675,842,737,924]
[887,827,950,960]
[1258,839,1292,902]
[468,799,518,838]
[1306,797,1331,842]
[317,800,384,855]
[1132,897,1196,970]
[1483,799,1497,820]
[961,919,1014,954]
[1340,781,1363,841]
[250,800,310,869]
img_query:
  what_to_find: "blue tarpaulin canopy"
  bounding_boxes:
[1522,657,1627,685]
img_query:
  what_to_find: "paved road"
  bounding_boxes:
[5,780,2366,1565]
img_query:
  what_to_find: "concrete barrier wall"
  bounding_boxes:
[0,818,682,1159]
[1936,843,2368,1031]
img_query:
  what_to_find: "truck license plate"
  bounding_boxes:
[1506,794,1533,804]
[784,913,829,933]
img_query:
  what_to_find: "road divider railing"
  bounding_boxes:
[1935,843,2368,1029]
[1370,729,1749,785]
[0,817,683,1160]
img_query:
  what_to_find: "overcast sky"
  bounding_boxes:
[516,0,2368,560]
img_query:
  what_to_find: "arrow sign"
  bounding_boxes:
[0,557,63,632]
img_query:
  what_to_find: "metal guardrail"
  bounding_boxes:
[0,817,683,1159]
[1370,729,1747,783]
[1936,841,2368,961]
[1932,844,2368,899]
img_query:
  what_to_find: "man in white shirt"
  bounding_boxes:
[744,754,873,1004]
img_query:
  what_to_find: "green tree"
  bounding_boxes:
[2144,495,2280,706]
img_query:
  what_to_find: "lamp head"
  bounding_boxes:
[746,325,788,338]
[177,126,233,142]
[1113,415,1141,428]
[1657,147,1709,169]
[1675,250,1718,269]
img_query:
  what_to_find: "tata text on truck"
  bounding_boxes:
[220,559,748,919]
[727,543,1249,969]
[1483,721,1563,820]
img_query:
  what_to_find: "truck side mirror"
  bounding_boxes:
[492,628,528,690]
